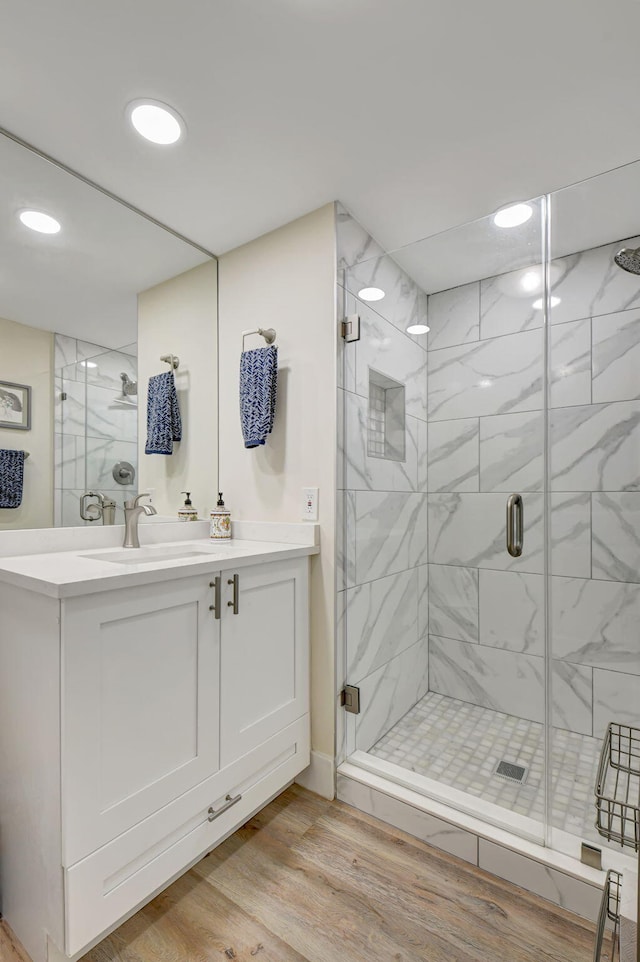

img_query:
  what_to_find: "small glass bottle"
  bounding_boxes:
[210,492,231,540]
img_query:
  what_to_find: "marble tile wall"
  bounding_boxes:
[426,236,640,741]
[337,207,640,766]
[337,204,429,754]
[54,335,138,527]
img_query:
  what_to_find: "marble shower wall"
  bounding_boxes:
[337,204,429,755]
[427,236,640,740]
[54,334,138,526]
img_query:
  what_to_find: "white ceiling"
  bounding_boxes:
[2,0,640,260]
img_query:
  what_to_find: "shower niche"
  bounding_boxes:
[367,368,406,461]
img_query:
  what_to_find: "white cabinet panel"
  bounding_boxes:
[221,558,309,767]
[62,576,220,865]
[100,600,199,809]
[65,717,309,957]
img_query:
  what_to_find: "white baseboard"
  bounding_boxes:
[295,750,335,799]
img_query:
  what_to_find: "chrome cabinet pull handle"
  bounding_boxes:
[227,573,239,614]
[209,577,221,619]
[506,493,524,557]
[208,793,242,822]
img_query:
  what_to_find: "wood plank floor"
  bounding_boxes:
[0,923,31,962]
[0,786,604,962]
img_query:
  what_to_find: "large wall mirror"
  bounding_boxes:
[0,131,217,530]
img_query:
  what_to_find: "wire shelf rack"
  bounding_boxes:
[594,870,621,962]
[593,722,640,962]
[595,723,640,851]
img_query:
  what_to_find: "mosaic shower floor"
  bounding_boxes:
[370,691,605,847]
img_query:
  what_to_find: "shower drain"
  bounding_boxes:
[494,760,528,785]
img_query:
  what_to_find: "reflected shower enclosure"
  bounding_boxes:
[55,335,138,526]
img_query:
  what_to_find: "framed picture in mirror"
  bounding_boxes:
[0,380,31,430]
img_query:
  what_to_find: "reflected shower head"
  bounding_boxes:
[614,247,640,275]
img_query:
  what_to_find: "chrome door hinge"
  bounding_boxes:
[340,684,360,714]
[341,314,360,342]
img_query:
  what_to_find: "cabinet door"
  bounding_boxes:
[62,575,220,866]
[220,558,309,767]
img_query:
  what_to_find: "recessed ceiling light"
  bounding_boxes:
[532,296,561,310]
[128,100,184,145]
[521,270,541,292]
[493,203,533,229]
[358,287,385,301]
[79,360,98,369]
[19,209,61,234]
[406,323,430,334]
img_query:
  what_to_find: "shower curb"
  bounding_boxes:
[337,761,611,922]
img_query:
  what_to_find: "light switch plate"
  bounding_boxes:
[302,487,319,521]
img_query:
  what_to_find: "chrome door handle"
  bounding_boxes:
[209,577,221,619]
[208,793,242,822]
[227,573,239,614]
[506,493,523,557]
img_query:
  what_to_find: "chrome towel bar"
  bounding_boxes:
[241,327,276,352]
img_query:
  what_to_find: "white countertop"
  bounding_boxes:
[0,537,319,599]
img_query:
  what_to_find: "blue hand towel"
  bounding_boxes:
[240,345,278,448]
[145,371,182,455]
[0,449,25,508]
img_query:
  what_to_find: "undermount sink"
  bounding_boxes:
[82,546,217,565]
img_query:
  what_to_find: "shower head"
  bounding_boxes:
[120,372,138,397]
[614,247,640,275]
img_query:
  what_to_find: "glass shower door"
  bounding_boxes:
[337,197,550,841]
[548,160,640,868]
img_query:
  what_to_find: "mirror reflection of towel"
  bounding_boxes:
[240,346,278,449]
[145,371,182,455]
[0,449,25,508]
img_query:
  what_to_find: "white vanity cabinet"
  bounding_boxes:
[0,552,311,962]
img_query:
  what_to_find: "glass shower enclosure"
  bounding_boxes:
[337,159,640,871]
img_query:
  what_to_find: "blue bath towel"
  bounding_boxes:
[145,371,182,455]
[0,449,25,508]
[240,346,278,448]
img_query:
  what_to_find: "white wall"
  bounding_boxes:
[138,260,218,518]
[0,316,53,529]
[218,204,337,769]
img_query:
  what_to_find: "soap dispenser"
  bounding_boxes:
[178,491,198,522]
[210,492,231,540]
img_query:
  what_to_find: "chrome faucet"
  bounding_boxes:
[123,493,158,548]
